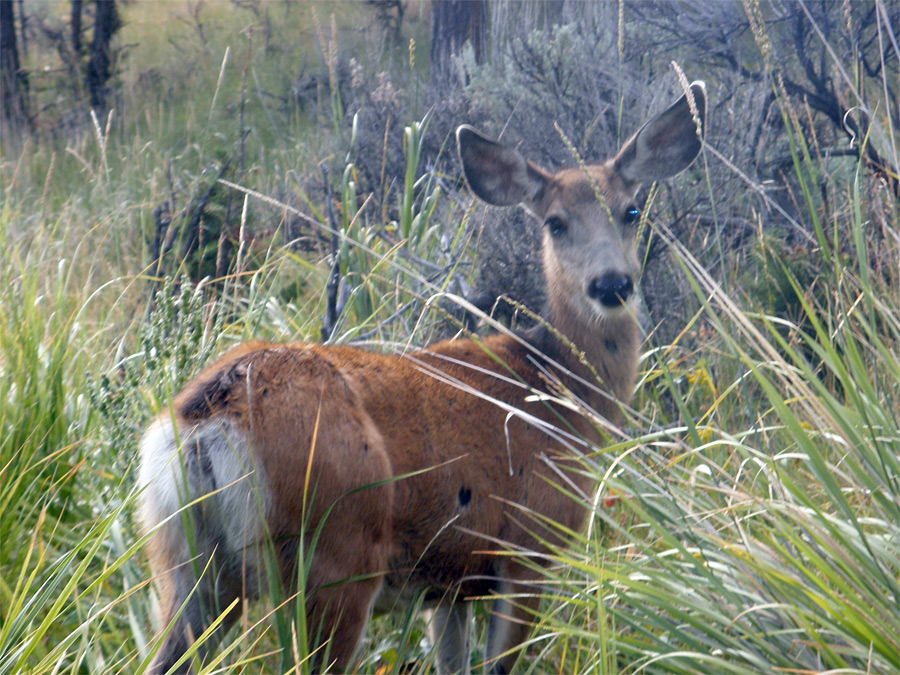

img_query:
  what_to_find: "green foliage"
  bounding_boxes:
[1,1,899,674]
[464,21,620,159]
[0,204,88,577]
[0,204,151,675]
[515,9,900,672]
[91,275,221,461]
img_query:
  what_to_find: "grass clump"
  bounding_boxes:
[519,13,900,671]
[1,1,899,673]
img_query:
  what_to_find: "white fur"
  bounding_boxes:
[484,576,515,669]
[428,601,473,675]
[138,416,271,577]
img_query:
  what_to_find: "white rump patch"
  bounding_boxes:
[138,416,271,572]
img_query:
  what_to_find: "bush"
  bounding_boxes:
[1,1,898,672]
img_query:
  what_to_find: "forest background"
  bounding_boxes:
[0,1,898,672]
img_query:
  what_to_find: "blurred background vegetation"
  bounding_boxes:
[0,1,898,673]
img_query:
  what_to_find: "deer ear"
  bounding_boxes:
[614,81,706,189]
[457,125,548,208]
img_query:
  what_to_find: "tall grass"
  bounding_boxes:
[0,198,150,674]
[1,1,898,673]
[520,18,900,674]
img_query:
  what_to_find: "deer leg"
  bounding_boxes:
[149,562,244,675]
[142,418,265,674]
[303,567,384,673]
[428,600,473,675]
[483,566,540,675]
[299,509,389,674]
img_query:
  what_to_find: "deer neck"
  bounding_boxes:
[529,296,641,422]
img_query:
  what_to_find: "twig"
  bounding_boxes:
[320,164,343,341]
[349,299,421,343]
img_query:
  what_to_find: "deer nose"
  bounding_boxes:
[587,273,634,308]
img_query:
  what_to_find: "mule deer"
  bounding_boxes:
[139,81,706,674]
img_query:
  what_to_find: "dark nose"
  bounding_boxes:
[587,273,634,308]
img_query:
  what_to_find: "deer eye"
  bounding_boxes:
[623,206,641,226]
[544,216,567,237]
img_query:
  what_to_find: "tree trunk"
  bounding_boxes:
[15,0,25,57]
[86,0,119,111]
[71,0,83,56]
[430,0,485,87]
[0,0,28,129]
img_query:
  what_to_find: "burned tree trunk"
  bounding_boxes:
[429,0,485,87]
[71,0,83,56]
[86,0,119,111]
[0,0,29,129]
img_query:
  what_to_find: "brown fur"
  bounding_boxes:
[140,82,706,674]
